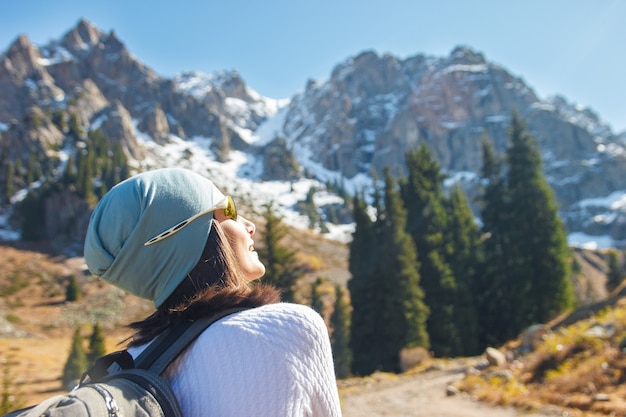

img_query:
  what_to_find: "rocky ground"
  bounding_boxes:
[339,358,562,417]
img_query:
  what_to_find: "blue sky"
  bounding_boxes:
[1,0,625,132]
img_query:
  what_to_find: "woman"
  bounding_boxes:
[84,167,342,417]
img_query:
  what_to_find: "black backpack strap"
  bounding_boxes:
[134,307,249,374]
[83,350,136,382]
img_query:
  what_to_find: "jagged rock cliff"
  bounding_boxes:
[272,47,626,242]
[0,19,277,163]
[1,19,625,246]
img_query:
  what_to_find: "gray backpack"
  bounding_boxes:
[4,308,246,417]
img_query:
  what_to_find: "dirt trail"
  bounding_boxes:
[340,364,558,417]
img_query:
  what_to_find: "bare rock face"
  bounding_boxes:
[71,79,109,127]
[0,35,65,122]
[261,138,300,181]
[138,104,171,144]
[2,106,64,159]
[284,47,545,180]
[278,46,626,239]
[97,101,145,161]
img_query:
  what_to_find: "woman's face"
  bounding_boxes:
[214,210,265,282]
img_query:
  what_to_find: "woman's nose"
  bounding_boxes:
[243,217,255,235]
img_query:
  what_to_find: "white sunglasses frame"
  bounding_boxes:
[143,196,237,246]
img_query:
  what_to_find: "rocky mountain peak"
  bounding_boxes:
[275,44,626,244]
[329,50,403,99]
[60,18,103,53]
[4,34,42,79]
[213,70,250,100]
[101,30,125,54]
[449,45,487,65]
[9,34,33,51]
[0,33,63,123]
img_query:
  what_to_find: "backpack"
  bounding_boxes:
[4,307,247,417]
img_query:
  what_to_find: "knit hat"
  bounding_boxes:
[84,168,227,307]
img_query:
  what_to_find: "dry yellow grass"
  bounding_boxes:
[0,243,150,409]
[455,297,626,416]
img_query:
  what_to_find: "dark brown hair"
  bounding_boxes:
[127,219,280,347]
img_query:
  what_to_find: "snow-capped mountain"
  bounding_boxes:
[1,19,625,249]
[257,47,626,248]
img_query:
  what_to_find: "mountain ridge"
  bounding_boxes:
[1,18,625,248]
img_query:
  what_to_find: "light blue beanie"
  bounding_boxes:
[84,168,227,307]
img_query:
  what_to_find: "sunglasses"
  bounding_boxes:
[144,196,237,246]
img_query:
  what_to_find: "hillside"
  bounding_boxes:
[0,220,350,408]
[0,236,615,415]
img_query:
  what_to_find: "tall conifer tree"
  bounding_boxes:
[330,284,352,379]
[348,192,381,374]
[374,168,429,371]
[444,185,482,355]
[62,327,88,387]
[4,159,14,202]
[401,143,460,357]
[88,323,107,363]
[310,277,326,315]
[505,112,575,323]
[257,202,303,302]
[477,134,521,345]
[606,250,623,292]
[65,275,81,302]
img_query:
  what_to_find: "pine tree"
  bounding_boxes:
[348,191,382,374]
[26,152,36,185]
[606,250,623,293]
[401,143,459,357]
[349,170,429,374]
[65,275,81,302]
[1,357,24,415]
[111,143,129,185]
[444,185,482,355]
[330,285,352,379]
[68,112,84,139]
[381,169,429,353]
[4,159,14,202]
[257,202,303,302]
[76,148,95,203]
[51,108,67,132]
[505,112,575,324]
[477,134,518,345]
[311,277,326,315]
[88,323,107,363]
[62,153,76,185]
[62,327,88,388]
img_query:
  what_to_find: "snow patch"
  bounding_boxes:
[575,191,626,211]
[568,232,614,250]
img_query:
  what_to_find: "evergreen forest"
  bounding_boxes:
[347,112,576,375]
[1,108,130,242]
